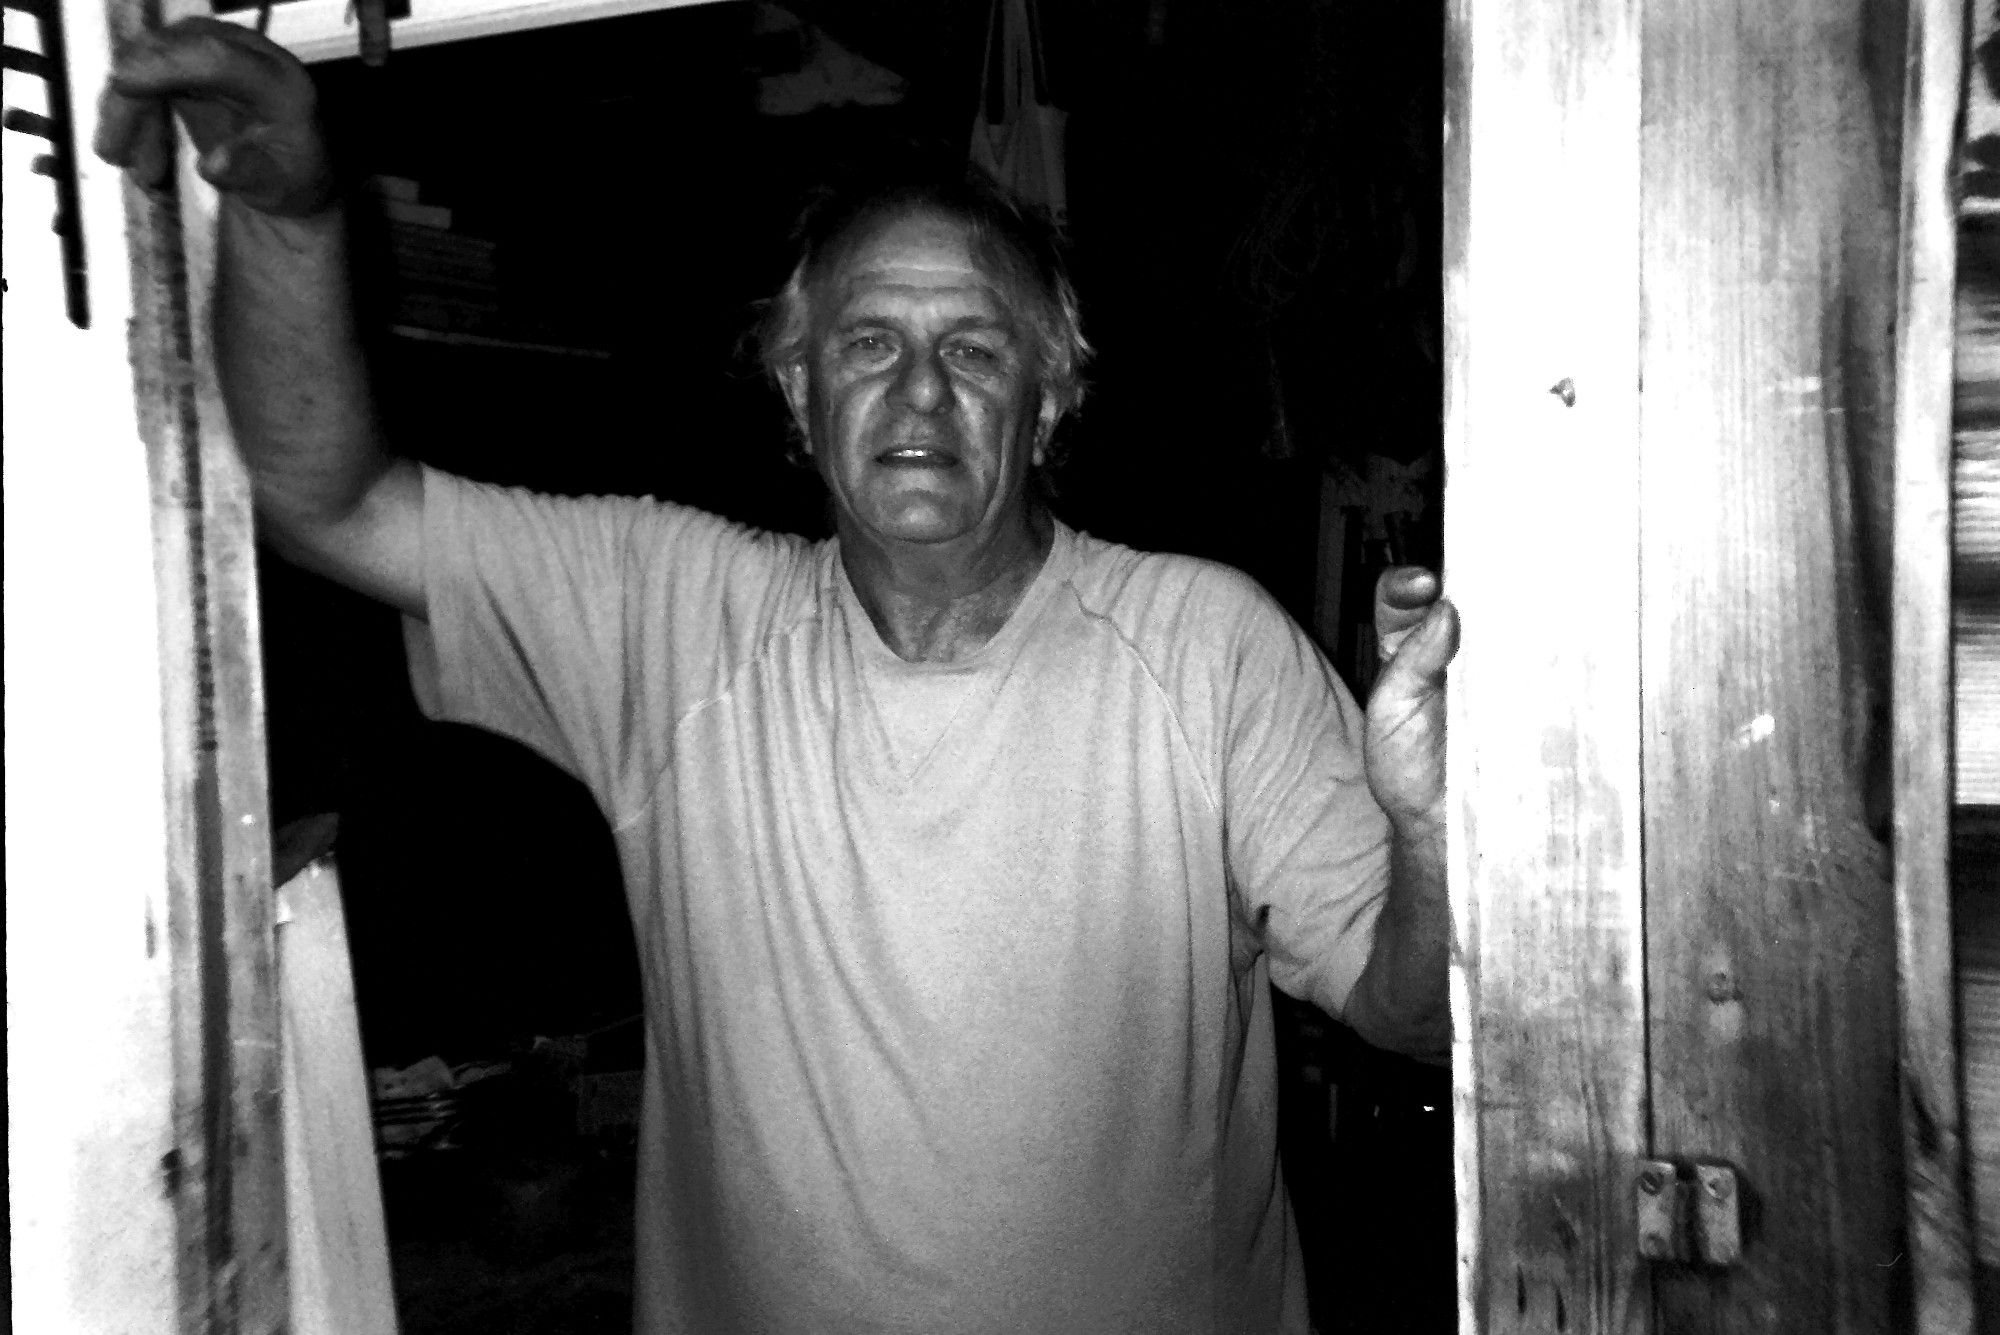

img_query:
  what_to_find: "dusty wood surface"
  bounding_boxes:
[1442,0,1649,1329]
[1639,0,1908,1329]
[1891,0,1978,1327]
[279,855,400,1335]
[112,0,288,1326]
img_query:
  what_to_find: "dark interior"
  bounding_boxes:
[255,2,1450,1329]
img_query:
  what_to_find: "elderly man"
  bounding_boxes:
[100,19,1458,1334]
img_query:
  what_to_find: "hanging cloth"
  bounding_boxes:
[968,0,1068,231]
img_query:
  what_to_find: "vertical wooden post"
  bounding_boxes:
[111,0,289,1328]
[1639,0,1910,1328]
[1893,0,1978,1328]
[1443,0,1648,1330]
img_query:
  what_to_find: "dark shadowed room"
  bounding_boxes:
[247,1,1449,1331]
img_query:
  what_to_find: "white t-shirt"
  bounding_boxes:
[406,468,1391,1334]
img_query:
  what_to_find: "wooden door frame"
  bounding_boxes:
[15,0,1978,1327]
[1441,0,1648,1328]
[1447,0,1979,1329]
[63,0,733,1327]
[129,0,289,1322]
[1893,0,1978,1327]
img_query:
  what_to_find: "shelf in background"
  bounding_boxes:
[390,325,613,359]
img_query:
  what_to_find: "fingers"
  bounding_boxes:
[94,84,175,185]
[96,18,334,216]
[107,19,310,118]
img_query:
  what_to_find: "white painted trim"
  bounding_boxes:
[221,0,732,64]
[5,0,180,1326]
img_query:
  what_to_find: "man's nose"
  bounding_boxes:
[893,347,950,414]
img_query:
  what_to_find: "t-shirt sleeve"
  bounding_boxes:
[402,466,784,821]
[1220,584,1392,1022]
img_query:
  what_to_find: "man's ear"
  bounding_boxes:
[778,362,813,453]
[1032,393,1062,467]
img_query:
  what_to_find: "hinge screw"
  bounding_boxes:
[1704,1172,1733,1200]
[1639,1166,1668,1195]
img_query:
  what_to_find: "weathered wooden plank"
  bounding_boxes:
[1442,1,1648,1329]
[157,22,288,1324]
[278,853,399,1335]
[110,0,288,1327]
[1891,0,1978,1326]
[1638,0,1908,1329]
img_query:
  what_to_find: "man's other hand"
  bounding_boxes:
[1365,566,1458,830]
[96,17,334,217]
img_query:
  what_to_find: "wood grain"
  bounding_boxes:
[113,0,289,1325]
[1443,1,1648,1329]
[1639,0,1908,1329]
[279,856,400,1335]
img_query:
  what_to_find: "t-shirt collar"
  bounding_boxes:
[828,517,1076,673]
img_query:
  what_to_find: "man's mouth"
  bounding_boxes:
[876,446,958,467]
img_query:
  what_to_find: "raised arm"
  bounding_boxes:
[97,17,425,617]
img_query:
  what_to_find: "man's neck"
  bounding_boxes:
[838,508,1055,663]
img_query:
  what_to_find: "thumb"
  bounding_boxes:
[196,139,234,182]
[1379,599,1459,687]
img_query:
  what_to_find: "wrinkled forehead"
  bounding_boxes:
[814,208,1036,325]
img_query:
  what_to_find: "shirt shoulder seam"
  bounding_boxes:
[606,593,828,835]
[1056,572,1225,818]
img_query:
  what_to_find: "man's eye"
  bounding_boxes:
[846,334,890,354]
[948,343,998,363]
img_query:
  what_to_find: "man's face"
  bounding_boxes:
[783,212,1056,554]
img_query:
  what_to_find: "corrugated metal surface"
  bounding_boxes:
[1960,426,2000,581]
[1955,10,2000,1263]
[1955,231,2000,806]
[1961,609,2000,806]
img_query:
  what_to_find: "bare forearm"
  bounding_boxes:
[214,196,391,528]
[1347,813,1450,1062]
[103,20,427,614]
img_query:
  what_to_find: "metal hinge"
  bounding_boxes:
[1636,1159,1743,1266]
